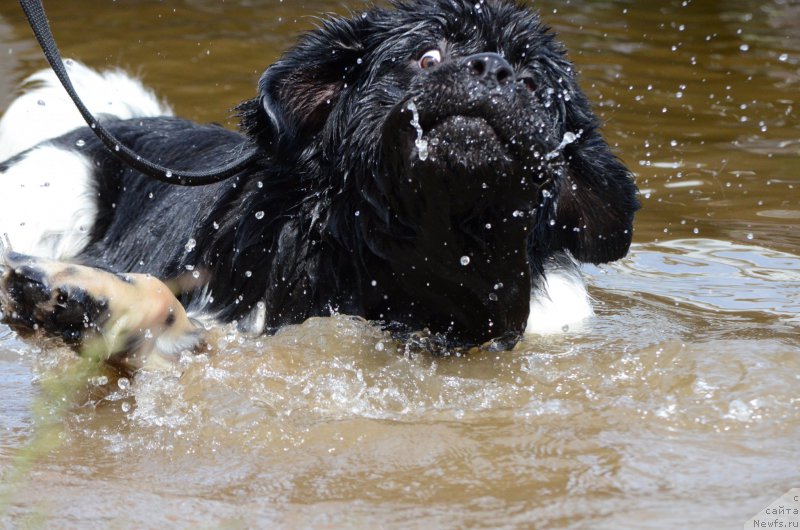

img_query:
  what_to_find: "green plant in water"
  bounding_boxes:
[0,336,115,519]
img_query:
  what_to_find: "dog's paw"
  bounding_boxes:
[0,251,202,372]
[0,251,109,343]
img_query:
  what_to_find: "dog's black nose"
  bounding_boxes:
[466,53,515,86]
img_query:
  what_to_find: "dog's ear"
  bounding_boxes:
[550,131,640,264]
[238,17,367,147]
[532,50,640,264]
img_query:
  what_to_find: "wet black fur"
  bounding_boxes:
[21,0,639,349]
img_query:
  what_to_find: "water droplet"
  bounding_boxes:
[185,238,197,252]
[90,375,108,386]
[493,282,503,290]
[778,53,789,62]
[37,99,45,106]
[255,211,265,219]
[512,210,523,218]
[485,223,492,229]
[371,280,377,287]
[114,144,120,152]
[460,255,471,266]
[165,170,173,178]
[192,270,200,279]
[739,43,750,52]
[488,293,499,302]
[117,377,130,390]
[121,402,131,413]
[693,228,700,235]
[245,270,252,277]
[144,329,153,339]
[746,233,754,240]
[375,341,385,352]
[257,181,264,188]
[545,131,577,160]
[212,221,220,230]
[75,139,85,147]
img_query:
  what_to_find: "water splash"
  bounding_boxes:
[545,131,578,160]
[406,101,429,161]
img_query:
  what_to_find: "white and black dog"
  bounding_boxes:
[0,0,639,370]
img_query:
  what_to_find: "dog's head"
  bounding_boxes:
[239,0,640,346]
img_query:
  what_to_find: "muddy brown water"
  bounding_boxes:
[0,1,798,528]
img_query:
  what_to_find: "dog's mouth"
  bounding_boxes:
[375,96,551,216]
[394,101,514,167]
[425,114,502,145]
[425,114,512,166]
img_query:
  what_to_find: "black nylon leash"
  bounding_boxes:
[18,0,260,186]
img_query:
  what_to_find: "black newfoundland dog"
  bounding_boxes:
[0,0,638,369]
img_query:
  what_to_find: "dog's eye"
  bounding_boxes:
[418,49,442,69]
